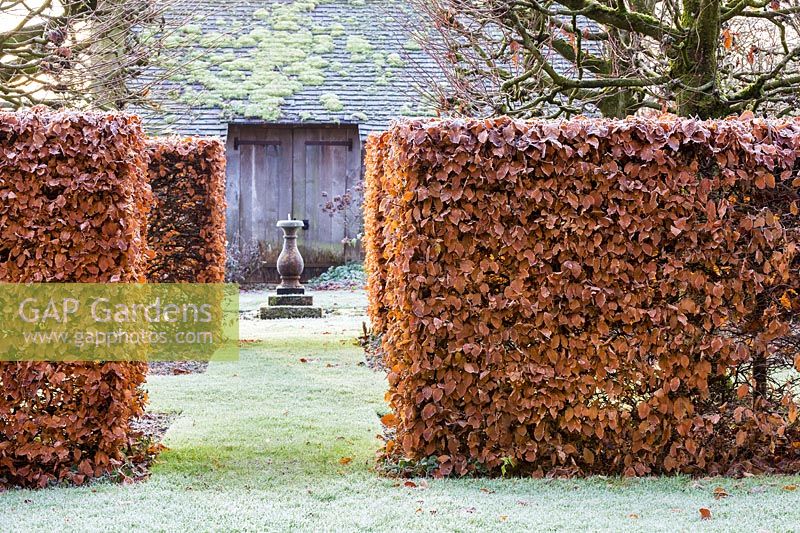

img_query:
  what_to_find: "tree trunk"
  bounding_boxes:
[743,295,770,401]
[672,0,724,118]
[597,91,638,118]
[753,350,768,400]
[89,0,137,108]
[595,27,636,118]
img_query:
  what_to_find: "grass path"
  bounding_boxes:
[2,305,800,531]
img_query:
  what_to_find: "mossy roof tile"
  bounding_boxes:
[141,0,445,141]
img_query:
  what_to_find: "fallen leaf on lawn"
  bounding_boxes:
[517,500,529,506]
[404,480,418,488]
[238,339,260,347]
[380,413,398,427]
[299,358,308,363]
[713,486,729,499]
[628,514,640,519]
[499,515,508,522]
[783,484,797,491]
[464,507,476,514]
[338,457,352,465]
[480,487,495,494]
[749,486,767,494]
[700,508,712,520]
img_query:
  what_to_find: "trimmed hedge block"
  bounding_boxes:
[0,108,150,488]
[366,116,800,477]
[364,133,391,339]
[146,137,227,283]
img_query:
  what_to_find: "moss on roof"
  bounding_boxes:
[346,35,373,62]
[141,0,445,139]
[156,0,412,122]
[320,93,344,112]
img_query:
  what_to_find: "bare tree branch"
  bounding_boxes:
[0,0,184,110]
[408,0,800,119]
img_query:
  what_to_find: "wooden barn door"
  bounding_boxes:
[226,124,362,281]
[226,125,293,266]
[291,126,361,267]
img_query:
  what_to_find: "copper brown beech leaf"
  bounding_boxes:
[145,138,227,283]
[0,108,150,488]
[366,116,800,478]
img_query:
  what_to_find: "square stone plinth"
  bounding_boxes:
[277,287,305,295]
[260,305,323,320]
[268,294,314,306]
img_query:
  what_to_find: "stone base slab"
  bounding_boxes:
[277,287,305,295]
[260,306,323,320]
[268,295,314,306]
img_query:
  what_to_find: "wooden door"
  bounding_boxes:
[291,127,361,266]
[226,125,293,262]
[225,124,362,278]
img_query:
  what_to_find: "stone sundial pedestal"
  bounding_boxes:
[260,219,323,319]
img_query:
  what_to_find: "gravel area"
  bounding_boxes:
[148,361,209,375]
[129,412,176,443]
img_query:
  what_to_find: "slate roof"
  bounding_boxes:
[141,0,443,141]
[141,0,603,141]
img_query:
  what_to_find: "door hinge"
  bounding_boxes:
[233,138,282,151]
[304,139,353,152]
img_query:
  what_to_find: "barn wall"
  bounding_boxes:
[226,123,363,282]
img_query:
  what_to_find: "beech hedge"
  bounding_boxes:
[0,109,149,488]
[364,134,391,338]
[146,137,227,283]
[365,116,800,477]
